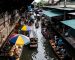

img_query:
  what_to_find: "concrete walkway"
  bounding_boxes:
[0,13,20,47]
[43,5,75,9]
[43,1,75,9]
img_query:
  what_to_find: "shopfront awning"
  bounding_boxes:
[68,12,75,15]
[56,7,75,11]
[43,10,62,17]
[61,19,75,29]
[61,19,75,49]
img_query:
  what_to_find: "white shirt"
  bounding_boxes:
[31,15,35,20]
[21,21,24,25]
[37,14,40,16]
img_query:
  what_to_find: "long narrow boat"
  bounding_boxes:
[29,30,38,48]
[0,37,23,60]
[9,45,23,60]
[49,39,64,60]
[35,21,39,29]
[60,19,75,59]
[0,21,23,60]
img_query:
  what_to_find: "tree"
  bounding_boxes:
[37,2,43,8]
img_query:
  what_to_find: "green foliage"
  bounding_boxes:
[37,2,43,7]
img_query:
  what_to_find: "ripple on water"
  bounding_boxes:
[20,21,57,60]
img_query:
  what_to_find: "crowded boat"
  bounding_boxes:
[0,3,75,59]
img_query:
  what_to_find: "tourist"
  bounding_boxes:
[19,17,25,26]
[57,38,64,47]
[60,45,65,55]
[30,13,35,22]
[37,13,40,21]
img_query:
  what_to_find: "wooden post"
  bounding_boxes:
[0,32,2,43]
[52,0,54,5]
[7,25,9,36]
[64,0,66,8]
[3,14,5,27]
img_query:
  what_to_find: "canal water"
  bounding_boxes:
[20,21,58,60]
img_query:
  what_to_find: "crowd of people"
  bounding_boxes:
[0,6,73,60]
[41,15,72,60]
[0,7,43,60]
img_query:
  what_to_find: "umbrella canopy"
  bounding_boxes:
[21,25,31,31]
[9,33,17,38]
[9,34,30,46]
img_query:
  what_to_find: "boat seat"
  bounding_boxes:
[31,40,37,42]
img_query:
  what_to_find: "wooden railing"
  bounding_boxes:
[0,12,20,48]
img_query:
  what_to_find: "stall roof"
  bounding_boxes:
[43,6,75,11]
[55,7,75,11]
[61,19,75,49]
[61,19,75,29]
[68,12,75,15]
[43,10,62,17]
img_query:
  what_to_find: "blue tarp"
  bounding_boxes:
[28,5,32,11]
[61,19,75,29]
[42,10,62,17]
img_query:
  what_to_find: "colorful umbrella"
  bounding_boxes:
[9,33,17,38]
[21,25,31,31]
[9,34,30,46]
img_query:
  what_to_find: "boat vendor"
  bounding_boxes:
[35,20,39,28]
[9,45,22,60]
[30,13,34,23]
[18,17,25,26]
[27,13,34,25]
[20,17,25,26]
[57,38,64,47]
[36,13,40,21]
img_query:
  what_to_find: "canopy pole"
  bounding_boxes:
[64,0,66,8]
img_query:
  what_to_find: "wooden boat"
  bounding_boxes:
[35,22,39,28]
[41,28,50,39]
[30,38,38,48]
[49,39,64,60]
[9,45,23,60]
[29,30,38,48]
[0,41,23,60]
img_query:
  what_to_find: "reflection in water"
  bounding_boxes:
[20,21,57,60]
